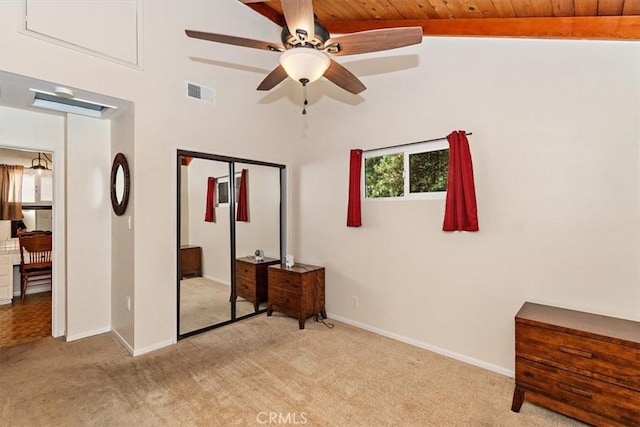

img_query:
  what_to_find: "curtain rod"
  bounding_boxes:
[362,132,472,153]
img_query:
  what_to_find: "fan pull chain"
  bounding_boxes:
[300,78,309,115]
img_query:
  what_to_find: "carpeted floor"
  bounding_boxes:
[180,277,260,334]
[0,314,583,426]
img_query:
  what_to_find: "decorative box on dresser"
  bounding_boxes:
[267,263,326,329]
[512,302,640,426]
[235,256,280,312]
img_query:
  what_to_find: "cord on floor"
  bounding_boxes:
[314,313,334,329]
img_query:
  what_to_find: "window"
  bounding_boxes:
[363,140,449,200]
[22,169,53,206]
[216,173,241,205]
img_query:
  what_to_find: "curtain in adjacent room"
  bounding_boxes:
[0,165,24,220]
[347,149,363,227]
[443,131,479,231]
[204,177,216,222]
[236,168,249,222]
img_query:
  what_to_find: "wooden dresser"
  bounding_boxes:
[235,256,279,312]
[267,263,326,329]
[179,246,202,279]
[512,302,640,426]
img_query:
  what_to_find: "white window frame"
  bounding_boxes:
[362,140,448,201]
[22,168,53,206]
[216,172,241,206]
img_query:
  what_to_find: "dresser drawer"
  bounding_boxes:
[517,323,640,390]
[269,287,300,312]
[269,270,301,293]
[516,358,640,426]
[236,262,255,281]
[236,277,254,299]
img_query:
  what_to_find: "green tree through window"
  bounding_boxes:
[364,147,449,199]
[365,153,404,197]
[410,149,449,193]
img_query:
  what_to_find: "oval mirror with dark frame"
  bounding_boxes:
[177,150,285,339]
[110,153,130,216]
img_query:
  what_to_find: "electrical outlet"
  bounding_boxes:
[352,296,359,308]
[127,296,131,311]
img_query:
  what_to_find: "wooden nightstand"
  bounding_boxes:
[267,263,326,329]
[179,246,202,279]
[512,302,640,426]
[235,256,280,312]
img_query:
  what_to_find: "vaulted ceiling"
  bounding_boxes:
[242,0,640,39]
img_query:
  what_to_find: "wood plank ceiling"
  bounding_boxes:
[243,0,640,39]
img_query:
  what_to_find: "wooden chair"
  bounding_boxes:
[18,230,53,302]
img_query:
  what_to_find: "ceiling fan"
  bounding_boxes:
[185,0,423,97]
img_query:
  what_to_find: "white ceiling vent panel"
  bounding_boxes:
[186,82,215,105]
[29,89,118,118]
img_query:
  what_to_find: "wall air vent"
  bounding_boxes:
[29,88,118,118]
[186,81,215,104]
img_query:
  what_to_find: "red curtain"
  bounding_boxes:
[443,131,479,231]
[236,169,249,222]
[347,149,363,227]
[204,177,216,222]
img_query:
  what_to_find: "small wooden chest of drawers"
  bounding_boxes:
[267,263,326,329]
[179,246,202,279]
[235,257,279,312]
[512,302,640,426]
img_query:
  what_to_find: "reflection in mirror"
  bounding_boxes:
[234,163,282,317]
[115,165,125,203]
[177,150,285,339]
[179,157,232,335]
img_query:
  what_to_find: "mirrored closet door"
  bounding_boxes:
[177,151,285,339]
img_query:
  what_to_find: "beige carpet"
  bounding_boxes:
[180,277,259,334]
[0,314,583,426]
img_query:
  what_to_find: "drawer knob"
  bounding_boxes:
[558,345,593,359]
[557,383,592,399]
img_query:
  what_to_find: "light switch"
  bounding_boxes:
[127,216,132,229]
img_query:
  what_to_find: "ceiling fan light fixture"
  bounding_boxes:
[279,48,330,84]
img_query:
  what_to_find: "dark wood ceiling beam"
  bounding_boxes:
[322,16,640,39]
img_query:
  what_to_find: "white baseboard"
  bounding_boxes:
[132,338,175,357]
[13,284,52,297]
[112,328,134,355]
[327,313,514,378]
[202,275,230,286]
[66,325,111,342]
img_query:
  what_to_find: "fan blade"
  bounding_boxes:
[257,65,288,91]
[325,27,423,56]
[323,60,366,95]
[185,30,284,52]
[281,0,315,44]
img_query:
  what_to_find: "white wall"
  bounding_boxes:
[291,37,640,373]
[111,107,135,349]
[66,114,111,340]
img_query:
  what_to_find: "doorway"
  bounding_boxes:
[0,147,54,347]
